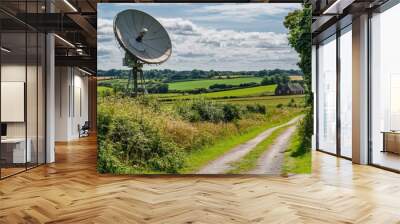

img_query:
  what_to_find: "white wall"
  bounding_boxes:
[55,67,89,141]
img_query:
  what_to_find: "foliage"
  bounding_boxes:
[284,4,312,152]
[222,104,241,122]
[146,83,169,93]
[282,123,311,174]
[97,98,185,173]
[295,107,313,154]
[284,4,311,104]
[245,104,267,114]
[261,75,290,86]
[97,96,287,174]
[98,68,303,82]
[169,77,262,91]
[167,85,277,100]
[209,83,235,90]
[175,98,242,123]
[287,98,298,108]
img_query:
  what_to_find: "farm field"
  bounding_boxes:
[289,75,303,81]
[97,75,307,175]
[217,95,304,107]
[168,77,263,90]
[98,86,112,94]
[163,85,277,100]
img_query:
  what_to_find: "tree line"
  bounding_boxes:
[98,69,303,82]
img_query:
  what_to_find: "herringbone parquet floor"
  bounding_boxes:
[1,136,400,223]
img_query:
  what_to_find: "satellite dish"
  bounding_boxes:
[113,9,172,95]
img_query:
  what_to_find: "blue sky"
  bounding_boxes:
[98,3,301,71]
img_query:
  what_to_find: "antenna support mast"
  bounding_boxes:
[123,53,144,96]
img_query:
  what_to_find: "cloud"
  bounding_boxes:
[98,13,299,71]
[191,4,301,22]
[159,18,200,36]
[98,18,113,35]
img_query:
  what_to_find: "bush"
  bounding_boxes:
[223,104,241,122]
[239,82,258,88]
[112,83,125,95]
[292,107,313,156]
[185,88,208,94]
[97,97,185,173]
[287,98,297,107]
[276,103,283,108]
[176,99,244,123]
[246,104,266,114]
[191,99,225,122]
[147,83,169,93]
[209,83,235,90]
[98,82,112,87]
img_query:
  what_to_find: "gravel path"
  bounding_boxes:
[196,116,302,174]
[247,125,296,175]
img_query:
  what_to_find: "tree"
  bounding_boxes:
[284,4,312,151]
[284,4,311,104]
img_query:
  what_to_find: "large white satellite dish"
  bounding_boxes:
[113,9,172,95]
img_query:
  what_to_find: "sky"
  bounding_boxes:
[97,3,302,71]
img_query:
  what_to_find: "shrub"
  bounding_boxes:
[185,88,208,94]
[97,97,185,173]
[147,83,169,93]
[98,82,112,87]
[276,103,283,108]
[287,98,297,107]
[209,83,234,90]
[223,104,241,122]
[246,104,266,114]
[292,107,312,157]
[191,99,225,122]
[175,99,244,123]
[239,82,258,88]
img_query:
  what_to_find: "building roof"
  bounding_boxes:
[277,82,304,92]
[288,83,304,92]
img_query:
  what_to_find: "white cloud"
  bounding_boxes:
[191,4,301,22]
[98,18,114,35]
[97,16,299,71]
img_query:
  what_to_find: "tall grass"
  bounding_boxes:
[97,96,302,174]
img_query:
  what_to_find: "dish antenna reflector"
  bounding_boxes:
[113,9,172,95]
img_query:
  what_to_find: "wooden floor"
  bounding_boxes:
[1,136,400,223]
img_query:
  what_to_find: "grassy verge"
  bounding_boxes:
[226,125,291,174]
[282,128,311,174]
[179,110,303,173]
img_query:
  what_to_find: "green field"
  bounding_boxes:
[98,84,304,108]
[98,86,112,94]
[168,77,263,90]
[163,85,277,100]
[217,95,304,107]
[97,75,307,174]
